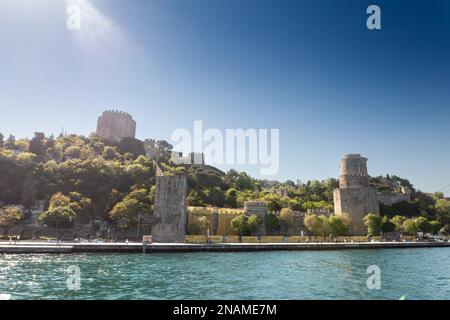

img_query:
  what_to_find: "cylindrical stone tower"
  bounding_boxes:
[339,154,369,188]
[96,110,136,142]
[333,154,380,235]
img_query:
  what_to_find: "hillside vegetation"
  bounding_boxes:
[0,132,449,234]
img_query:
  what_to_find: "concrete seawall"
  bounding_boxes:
[1,241,450,254]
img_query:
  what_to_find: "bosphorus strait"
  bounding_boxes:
[1,248,450,300]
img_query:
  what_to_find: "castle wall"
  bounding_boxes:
[96,110,136,142]
[152,173,187,242]
[378,192,411,206]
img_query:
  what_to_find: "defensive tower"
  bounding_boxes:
[333,154,379,235]
[152,168,188,242]
[96,110,136,142]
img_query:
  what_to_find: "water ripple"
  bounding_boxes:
[1,248,450,299]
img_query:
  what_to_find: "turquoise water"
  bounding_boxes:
[1,248,450,300]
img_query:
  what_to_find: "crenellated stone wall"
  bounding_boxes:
[378,192,411,206]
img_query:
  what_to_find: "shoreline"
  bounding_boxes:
[1,241,449,254]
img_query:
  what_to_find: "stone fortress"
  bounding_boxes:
[332,154,412,235]
[94,110,413,240]
[333,154,380,235]
[96,110,137,142]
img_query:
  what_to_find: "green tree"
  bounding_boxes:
[39,206,76,230]
[265,213,281,234]
[109,189,152,229]
[40,191,92,226]
[109,199,138,229]
[279,208,293,235]
[205,187,226,207]
[304,214,330,236]
[363,213,382,236]
[102,146,121,160]
[118,138,146,158]
[47,192,71,208]
[435,198,450,228]
[381,216,396,233]
[29,132,46,156]
[225,188,238,208]
[414,216,431,233]
[21,173,37,214]
[304,214,320,236]
[5,135,15,149]
[0,207,23,234]
[0,132,4,148]
[187,190,207,207]
[235,172,254,191]
[429,220,441,235]
[403,219,419,235]
[248,214,262,233]
[328,214,350,237]
[231,214,247,236]
[68,192,92,223]
[391,215,406,232]
[263,194,283,212]
[224,169,239,186]
[231,214,261,236]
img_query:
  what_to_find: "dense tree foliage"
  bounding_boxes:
[231,214,262,236]
[304,214,331,237]
[363,213,383,236]
[0,206,23,232]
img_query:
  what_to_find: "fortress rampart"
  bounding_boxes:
[378,192,411,206]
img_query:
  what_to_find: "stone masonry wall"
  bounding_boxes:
[334,187,379,235]
[152,171,188,243]
[378,192,411,206]
[96,110,136,142]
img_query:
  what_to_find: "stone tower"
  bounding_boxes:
[96,110,136,142]
[333,154,379,235]
[152,168,188,243]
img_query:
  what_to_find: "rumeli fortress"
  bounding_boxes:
[96,110,412,242]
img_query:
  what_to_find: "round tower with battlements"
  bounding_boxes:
[339,154,370,188]
[96,110,136,142]
[333,154,380,235]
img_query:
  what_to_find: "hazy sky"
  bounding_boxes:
[1,0,449,194]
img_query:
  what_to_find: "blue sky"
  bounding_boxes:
[0,0,449,194]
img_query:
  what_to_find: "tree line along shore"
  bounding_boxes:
[0,132,449,240]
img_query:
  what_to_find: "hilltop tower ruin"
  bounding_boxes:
[152,168,188,242]
[96,110,136,142]
[333,154,379,235]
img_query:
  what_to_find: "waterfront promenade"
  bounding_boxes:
[1,240,450,254]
